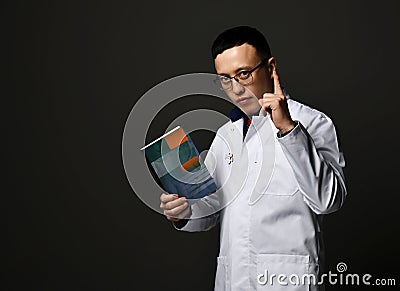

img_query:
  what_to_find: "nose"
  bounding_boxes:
[231,79,245,96]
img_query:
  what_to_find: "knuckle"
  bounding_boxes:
[170,208,179,216]
[164,209,172,216]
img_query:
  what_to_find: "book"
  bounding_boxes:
[141,126,217,200]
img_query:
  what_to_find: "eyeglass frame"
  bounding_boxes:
[214,57,270,90]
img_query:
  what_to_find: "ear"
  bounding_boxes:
[266,57,277,78]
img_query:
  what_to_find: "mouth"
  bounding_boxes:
[236,96,253,104]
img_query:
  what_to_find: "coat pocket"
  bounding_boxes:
[262,186,299,196]
[256,254,317,291]
[215,256,229,291]
[260,140,299,196]
[261,168,299,196]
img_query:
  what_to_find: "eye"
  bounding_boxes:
[219,76,231,84]
[238,71,251,80]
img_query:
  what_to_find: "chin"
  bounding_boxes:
[237,102,261,117]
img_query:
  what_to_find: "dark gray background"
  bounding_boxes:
[3,0,399,290]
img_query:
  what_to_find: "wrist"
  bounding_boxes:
[279,120,296,135]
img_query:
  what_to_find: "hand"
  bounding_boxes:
[160,193,191,222]
[258,68,295,134]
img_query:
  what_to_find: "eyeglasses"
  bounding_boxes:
[214,57,269,91]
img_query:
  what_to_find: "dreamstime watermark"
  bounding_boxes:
[257,262,396,287]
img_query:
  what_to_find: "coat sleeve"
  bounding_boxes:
[172,191,221,232]
[173,131,223,232]
[277,106,347,215]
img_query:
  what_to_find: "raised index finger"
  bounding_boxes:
[273,68,283,95]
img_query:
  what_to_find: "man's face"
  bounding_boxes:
[214,43,275,116]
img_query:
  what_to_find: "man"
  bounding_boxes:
[160,26,347,290]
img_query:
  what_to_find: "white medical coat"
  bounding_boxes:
[175,97,347,291]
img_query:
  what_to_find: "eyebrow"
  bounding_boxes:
[234,65,253,73]
[218,65,254,76]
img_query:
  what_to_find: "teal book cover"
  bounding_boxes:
[141,126,217,200]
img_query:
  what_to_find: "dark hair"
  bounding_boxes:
[211,26,272,60]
